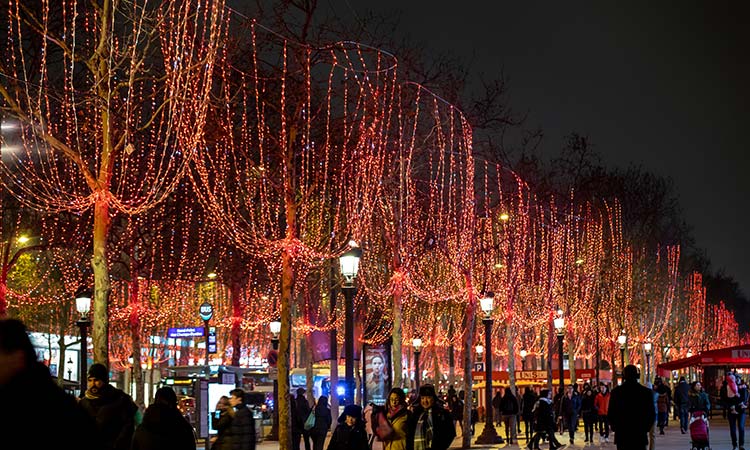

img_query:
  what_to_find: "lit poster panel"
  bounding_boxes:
[364,344,390,406]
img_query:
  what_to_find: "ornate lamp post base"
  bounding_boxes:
[475,423,504,444]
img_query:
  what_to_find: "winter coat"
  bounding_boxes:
[131,403,196,450]
[310,403,332,437]
[292,395,312,434]
[499,391,519,415]
[521,391,538,420]
[673,381,690,408]
[383,407,410,450]
[607,380,655,449]
[533,398,555,431]
[211,410,233,450]
[491,392,503,411]
[688,390,711,413]
[580,390,597,420]
[594,391,610,416]
[406,404,456,450]
[80,383,139,450]
[0,362,98,450]
[326,421,369,450]
[230,405,255,450]
[561,393,580,420]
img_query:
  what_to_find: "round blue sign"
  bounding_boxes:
[199,302,213,321]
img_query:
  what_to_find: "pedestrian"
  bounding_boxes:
[687,380,710,413]
[211,396,233,450]
[80,362,140,450]
[645,382,658,450]
[521,386,538,442]
[310,395,332,450]
[131,386,196,450]
[500,386,520,444]
[448,392,464,436]
[407,384,456,450]
[292,387,312,450]
[607,365,655,450]
[0,318,98,450]
[527,389,562,450]
[721,372,748,450]
[560,384,580,445]
[580,383,597,443]
[227,388,256,450]
[654,377,671,434]
[594,383,611,443]
[378,388,410,450]
[327,404,369,450]
[673,376,690,433]
[492,389,503,427]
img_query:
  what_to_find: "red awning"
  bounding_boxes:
[656,344,750,372]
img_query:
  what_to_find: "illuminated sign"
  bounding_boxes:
[208,327,217,354]
[167,327,205,338]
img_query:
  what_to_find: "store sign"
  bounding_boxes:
[167,327,205,338]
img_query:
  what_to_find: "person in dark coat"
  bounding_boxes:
[607,365,656,450]
[673,376,690,433]
[131,386,196,450]
[310,395,332,450]
[0,319,98,450]
[521,387,538,442]
[407,384,456,450]
[580,383,597,443]
[228,388,255,450]
[528,389,562,450]
[80,362,140,450]
[560,384,581,445]
[326,404,369,450]
[292,387,312,450]
[211,396,232,450]
[499,387,520,444]
[491,389,503,426]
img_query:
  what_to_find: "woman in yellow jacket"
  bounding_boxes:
[380,387,411,450]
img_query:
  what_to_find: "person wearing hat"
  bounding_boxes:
[132,386,196,450]
[407,384,455,450]
[292,387,312,450]
[79,362,139,450]
[0,318,98,449]
[607,365,655,450]
[327,404,369,450]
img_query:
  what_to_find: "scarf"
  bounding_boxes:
[388,404,404,420]
[84,389,102,400]
[414,409,433,450]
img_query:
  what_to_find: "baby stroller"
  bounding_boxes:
[688,410,710,450]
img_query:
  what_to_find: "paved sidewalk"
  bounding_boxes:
[203,417,741,449]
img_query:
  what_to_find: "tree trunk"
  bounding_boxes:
[92,196,112,366]
[506,322,516,395]
[0,263,8,318]
[129,277,144,406]
[230,281,242,367]
[461,273,476,449]
[568,337,576,386]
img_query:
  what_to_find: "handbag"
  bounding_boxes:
[373,409,396,441]
[304,410,316,431]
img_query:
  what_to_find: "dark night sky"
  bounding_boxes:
[327,1,750,297]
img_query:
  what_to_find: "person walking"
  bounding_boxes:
[527,389,562,450]
[211,396,233,450]
[500,386,520,444]
[580,383,597,443]
[310,395,332,450]
[607,365,655,450]
[0,318,98,450]
[687,381,711,413]
[407,384,455,450]
[380,388,410,450]
[131,386,196,450]
[645,382,658,450]
[521,387,538,442]
[327,404,369,450]
[80,362,140,450]
[448,391,463,436]
[492,389,503,427]
[292,387,312,450]
[654,377,671,434]
[673,376,690,433]
[594,383,611,444]
[227,388,256,450]
[560,384,581,445]
[721,372,748,450]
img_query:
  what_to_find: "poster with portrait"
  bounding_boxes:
[363,343,391,406]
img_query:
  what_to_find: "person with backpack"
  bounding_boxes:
[527,389,562,450]
[653,377,671,434]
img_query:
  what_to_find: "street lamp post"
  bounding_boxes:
[413,338,422,391]
[267,321,281,441]
[520,349,527,371]
[339,247,362,405]
[475,292,503,444]
[75,286,92,395]
[617,330,627,384]
[554,308,565,394]
[644,342,652,383]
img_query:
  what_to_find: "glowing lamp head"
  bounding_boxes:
[644,342,652,354]
[686,350,693,358]
[520,349,528,359]
[479,292,494,316]
[553,307,564,334]
[339,248,362,283]
[269,321,281,337]
[336,385,346,396]
[499,213,510,222]
[207,272,217,279]
[575,258,584,265]
[75,286,92,317]
[617,331,627,347]
[476,344,484,355]
[412,337,423,353]
[17,235,29,244]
